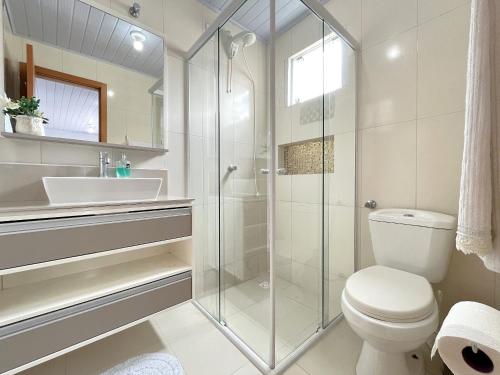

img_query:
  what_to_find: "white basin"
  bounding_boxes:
[43,177,163,205]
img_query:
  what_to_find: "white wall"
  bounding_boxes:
[324,0,500,316]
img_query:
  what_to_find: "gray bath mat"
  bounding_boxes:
[100,353,184,375]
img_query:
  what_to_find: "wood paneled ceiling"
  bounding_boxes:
[198,0,329,40]
[4,0,163,78]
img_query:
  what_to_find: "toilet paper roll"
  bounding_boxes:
[432,301,500,374]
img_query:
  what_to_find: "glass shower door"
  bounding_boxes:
[323,22,357,325]
[218,0,272,363]
[189,0,358,370]
[274,0,325,360]
[190,30,220,320]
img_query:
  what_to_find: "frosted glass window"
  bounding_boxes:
[288,36,342,106]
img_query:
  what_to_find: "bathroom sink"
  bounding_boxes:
[43,177,163,205]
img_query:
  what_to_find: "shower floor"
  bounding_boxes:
[198,273,346,362]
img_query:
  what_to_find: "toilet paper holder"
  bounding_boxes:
[462,342,494,373]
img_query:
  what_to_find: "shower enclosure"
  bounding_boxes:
[188,0,357,372]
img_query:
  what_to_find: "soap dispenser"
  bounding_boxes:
[116,154,131,177]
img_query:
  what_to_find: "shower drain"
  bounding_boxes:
[258,281,270,289]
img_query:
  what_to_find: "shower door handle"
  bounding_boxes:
[260,168,287,175]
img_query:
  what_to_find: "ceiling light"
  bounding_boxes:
[133,40,144,51]
[130,30,146,52]
[386,45,401,60]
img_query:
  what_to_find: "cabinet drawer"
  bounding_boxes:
[0,208,192,271]
[0,271,192,374]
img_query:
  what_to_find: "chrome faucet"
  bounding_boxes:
[99,151,111,178]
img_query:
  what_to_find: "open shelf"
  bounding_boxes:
[0,253,191,327]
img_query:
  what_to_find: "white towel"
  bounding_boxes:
[456,0,500,272]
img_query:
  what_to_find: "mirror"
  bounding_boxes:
[3,0,165,150]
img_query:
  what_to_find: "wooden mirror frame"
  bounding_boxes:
[19,44,108,142]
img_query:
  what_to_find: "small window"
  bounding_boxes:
[287,35,343,106]
[35,76,101,142]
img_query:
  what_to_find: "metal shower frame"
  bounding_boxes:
[187,0,359,373]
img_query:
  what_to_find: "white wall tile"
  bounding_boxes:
[41,142,109,166]
[324,0,362,43]
[163,0,204,53]
[417,4,470,118]
[188,64,204,137]
[291,203,321,268]
[0,137,41,163]
[418,0,468,24]
[416,111,464,215]
[291,175,322,204]
[28,40,63,71]
[112,149,167,170]
[62,51,97,80]
[277,201,292,260]
[328,205,355,278]
[436,252,496,315]
[276,175,292,202]
[360,121,417,208]
[357,207,376,269]
[166,131,186,196]
[361,0,417,48]
[359,28,417,128]
[92,0,111,8]
[167,55,186,134]
[188,135,203,202]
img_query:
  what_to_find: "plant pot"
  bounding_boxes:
[13,115,45,136]
[9,117,16,132]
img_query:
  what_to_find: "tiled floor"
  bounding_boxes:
[220,274,319,361]
[20,300,362,375]
[21,298,447,375]
[198,273,347,362]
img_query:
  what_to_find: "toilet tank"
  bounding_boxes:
[368,209,456,283]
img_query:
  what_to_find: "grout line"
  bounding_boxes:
[417,0,469,27]
[358,108,466,132]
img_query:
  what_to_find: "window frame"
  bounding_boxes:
[286,34,341,107]
[20,55,108,142]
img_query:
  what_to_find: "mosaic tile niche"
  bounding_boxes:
[279,136,334,175]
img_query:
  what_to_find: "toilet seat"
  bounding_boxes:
[345,266,434,323]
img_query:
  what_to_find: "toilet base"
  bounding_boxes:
[356,342,425,375]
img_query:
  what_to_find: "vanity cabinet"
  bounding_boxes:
[0,208,192,271]
[0,274,191,374]
[0,203,193,375]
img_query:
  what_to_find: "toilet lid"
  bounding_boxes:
[345,266,434,323]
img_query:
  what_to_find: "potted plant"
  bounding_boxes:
[0,95,48,136]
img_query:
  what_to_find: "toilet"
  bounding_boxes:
[341,209,456,375]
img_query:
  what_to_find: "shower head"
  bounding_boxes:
[232,31,257,48]
[222,30,257,59]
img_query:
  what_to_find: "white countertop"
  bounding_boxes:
[0,196,194,223]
